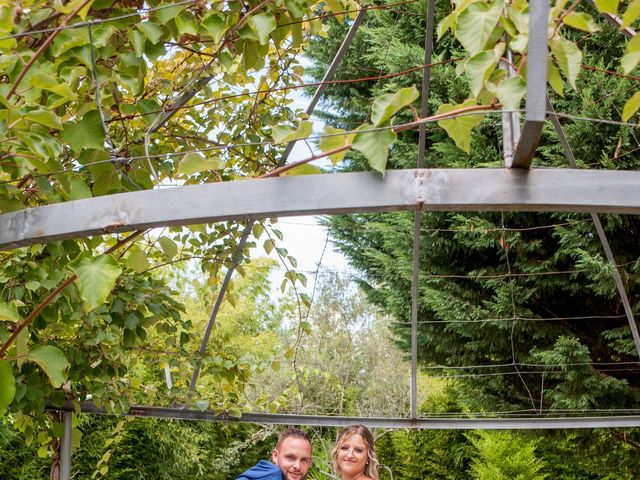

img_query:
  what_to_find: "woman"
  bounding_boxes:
[331,424,379,480]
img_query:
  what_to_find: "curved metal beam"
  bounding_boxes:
[3,168,640,250]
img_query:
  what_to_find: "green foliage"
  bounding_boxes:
[468,431,547,480]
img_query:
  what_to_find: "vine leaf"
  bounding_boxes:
[284,164,322,176]
[0,360,15,417]
[621,35,640,74]
[623,0,640,26]
[549,36,582,89]
[249,13,276,45]
[351,124,397,174]
[622,91,640,121]
[319,126,355,165]
[68,253,122,313]
[202,13,228,43]
[178,152,224,176]
[0,301,20,322]
[496,77,526,111]
[60,111,106,152]
[547,58,564,97]
[455,0,502,55]
[436,101,484,153]
[272,121,313,144]
[465,48,501,98]
[593,0,619,14]
[27,345,69,388]
[371,86,419,127]
[158,237,178,260]
[562,12,599,32]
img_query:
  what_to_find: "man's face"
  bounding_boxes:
[272,436,312,480]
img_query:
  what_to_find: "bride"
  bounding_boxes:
[331,424,379,480]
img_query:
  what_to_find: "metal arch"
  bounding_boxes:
[508,0,549,169]
[4,168,640,250]
[47,402,640,430]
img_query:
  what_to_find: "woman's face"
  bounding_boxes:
[337,433,368,478]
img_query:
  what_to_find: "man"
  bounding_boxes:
[237,428,312,480]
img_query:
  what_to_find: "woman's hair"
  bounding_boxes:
[331,424,379,480]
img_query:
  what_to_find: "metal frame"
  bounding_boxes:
[46,402,640,430]
[4,168,640,250]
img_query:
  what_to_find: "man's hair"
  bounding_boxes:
[275,428,312,450]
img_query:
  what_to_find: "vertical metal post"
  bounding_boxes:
[186,10,368,398]
[509,0,549,168]
[547,99,640,360]
[501,49,521,165]
[411,0,436,420]
[59,412,72,480]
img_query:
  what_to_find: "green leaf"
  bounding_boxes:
[593,0,619,14]
[622,91,640,121]
[202,13,228,43]
[126,247,149,273]
[137,22,164,44]
[547,58,564,96]
[175,11,198,36]
[27,345,69,388]
[623,0,640,26]
[437,11,456,39]
[60,111,106,152]
[155,4,188,24]
[0,361,15,417]
[68,253,122,313]
[621,51,640,74]
[177,152,224,176]
[249,13,276,45]
[319,126,355,165]
[465,50,500,98]
[285,164,322,176]
[549,36,582,89]
[0,301,20,322]
[370,86,419,127]
[496,77,526,111]
[272,121,313,144]
[563,12,599,32]
[129,29,146,57]
[24,110,63,129]
[456,0,502,55]
[158,236,178,260]
[351,124,397,174]
[436,101,484,153]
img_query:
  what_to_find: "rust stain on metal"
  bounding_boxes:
[103,222,125,233]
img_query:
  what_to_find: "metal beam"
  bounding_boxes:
[4,168,640,250]
[59,412,72,480]
[45,402,640,430]
[509,0,549,169]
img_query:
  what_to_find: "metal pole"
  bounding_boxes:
[547,98,640,360]
[186,10,368,397]
[59,412,72,480]
[411,0,436,420]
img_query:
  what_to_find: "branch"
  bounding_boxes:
[0,230,145,358]
[7,0,93,100]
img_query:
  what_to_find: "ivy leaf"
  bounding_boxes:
[249,13,276,45]
[496,77,526,111]
[272,121,313,144]
[0,361,15,417]
[456,0,502,55]
[622,91,640,122]
[465,50,500,98]
[622,0,640,26]
[593,0,619,14]
[68,253,122,313]
[60,111,106,152]
[436,101,484,153]
[549,36,582,89]
[563,12,599,33]
[351,124,397,174]
[0,301,20,322]
[177,152,225,176]
[370,86,419,127]
[27,345,69,388]
[318,126,355,165]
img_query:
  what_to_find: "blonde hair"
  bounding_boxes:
[331,424,379,480]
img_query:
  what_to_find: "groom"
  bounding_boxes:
[237,428,312,480]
